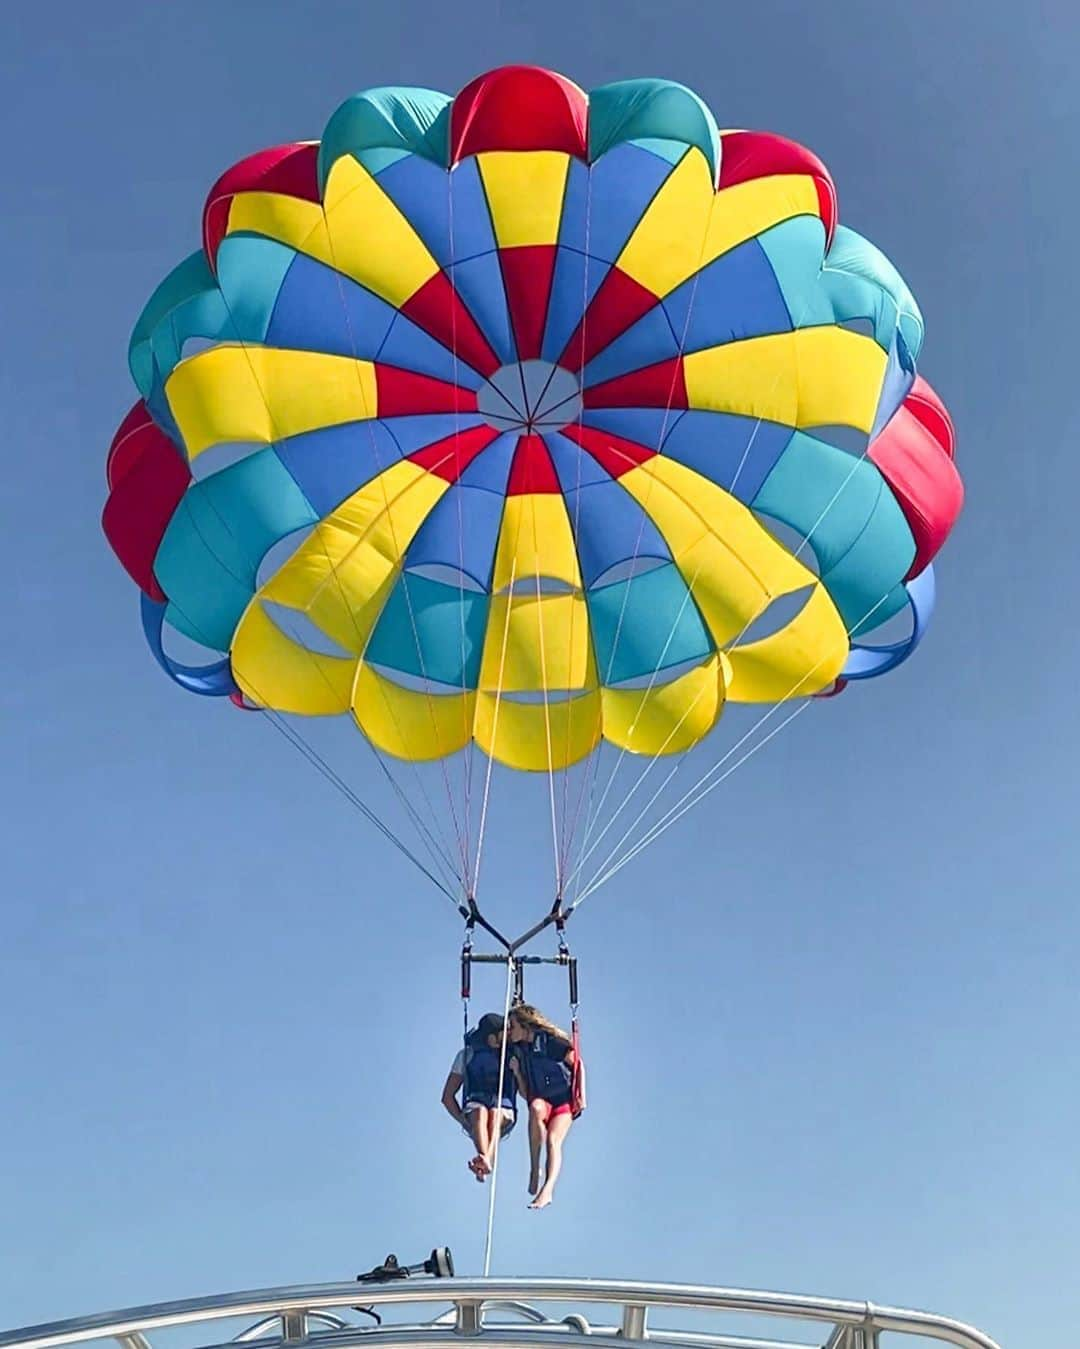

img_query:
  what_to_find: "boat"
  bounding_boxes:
[0,1271,1000,1349]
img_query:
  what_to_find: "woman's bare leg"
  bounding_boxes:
[527,1099,548,1196]
[529,1112,572,1209]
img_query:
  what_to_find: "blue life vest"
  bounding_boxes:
[518,1030,573,1105]
[463,1033,516,1112]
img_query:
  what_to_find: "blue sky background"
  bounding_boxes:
[2,3,1076,1346]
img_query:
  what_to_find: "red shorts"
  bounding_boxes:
[531,1097,573,1122]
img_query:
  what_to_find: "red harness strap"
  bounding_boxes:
[570,1018,585,1118]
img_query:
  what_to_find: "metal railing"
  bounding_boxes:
[0,1278,1000,1349]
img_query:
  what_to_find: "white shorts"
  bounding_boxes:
[465,1102,514,1122]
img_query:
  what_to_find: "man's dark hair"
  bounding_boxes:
[476,1012,505,1042]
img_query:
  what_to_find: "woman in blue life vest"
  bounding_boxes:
[508,1004,586,1210]
[441,1012,517,1181]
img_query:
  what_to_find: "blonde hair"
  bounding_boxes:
[511,1002,569,1042]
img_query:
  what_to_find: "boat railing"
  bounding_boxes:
[0,1277,1000,1349]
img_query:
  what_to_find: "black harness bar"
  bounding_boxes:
[459,893,578,1007]
[459,893,568,956]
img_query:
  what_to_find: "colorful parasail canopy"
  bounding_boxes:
[104,65,963,774]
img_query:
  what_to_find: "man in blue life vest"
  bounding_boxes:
[441,1012,517,1180]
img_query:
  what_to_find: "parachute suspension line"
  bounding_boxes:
[561,596,768,902]
[602,589,895,877]
[357,739,464,888]
[570,586,898,907]
[482,953,515,1278]
[566,205,716,886]
[470,557,517,903]
[569,345,906,903]
[161,584,460,898]
[566,236,856,889]
[531,498,565,902]
[565,257,899,905]
[315,199,473,890]
[563,549,715,905]
[208,277,468,896]
[577,701,811,904]
[446,161,477,893]
[558,165,603,890]
[557,164,607,890]
[259,702,463,904]
[147,461,464,901]
[566,421,898,897]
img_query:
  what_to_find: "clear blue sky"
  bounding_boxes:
[2,3,1075,1346]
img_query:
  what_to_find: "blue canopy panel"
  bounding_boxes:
[380,413,486,457]
[752,431,915,633]
[660,411,793,503]
[153,449,317,652]
[448,252,516,365]
[266,251,394,359]
[546,431,673,589]
[541,246,608,364]
[364,571,489,688]
[265,252,484,387]
[587,561,713,685]
[403,481,509,591]
[378,311,486,388]
[579,407,683,452]
[662,238,793,351]
[457,427,519,491]
[558,143,681,263]
[581,304,679,389]
[843,565,936,680]
[545,428,614,489]
[140,593,238,696]
[374,154,495,266]
[275,420,407,517]
[580,239,793,389]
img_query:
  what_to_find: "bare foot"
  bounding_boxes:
[528,1188,553,1210]
[468,1155,489,1180]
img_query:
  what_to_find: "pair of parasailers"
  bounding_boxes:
[441,1004,585,1209]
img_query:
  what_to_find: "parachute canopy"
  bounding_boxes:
[104,65,962,774]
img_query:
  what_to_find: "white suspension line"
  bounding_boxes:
[481,956,515,1277]
[570,588,895,909]
[470,558,517,901]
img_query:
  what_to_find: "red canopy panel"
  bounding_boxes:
[869,378,963,579]
[718,130,837,247]
[202,142,320,270]
[102,402,191,601]
[903,374,956,459]
[450,65,588,163]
